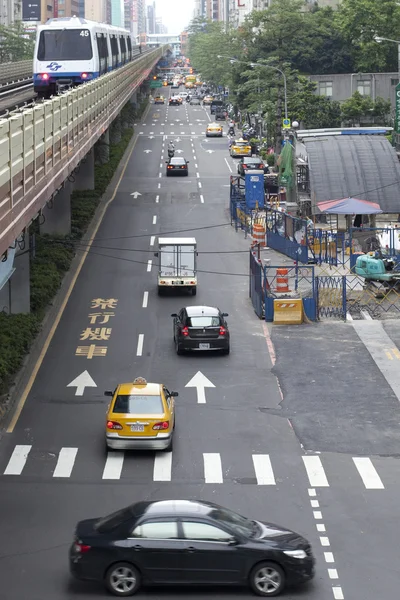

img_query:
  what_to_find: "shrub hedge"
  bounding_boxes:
[0,107,138,396]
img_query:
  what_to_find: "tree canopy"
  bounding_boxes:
[0,22,35,63]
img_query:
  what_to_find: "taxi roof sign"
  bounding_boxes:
[133,377,147,385]
[282,118,291,129]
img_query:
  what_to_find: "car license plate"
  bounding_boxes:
[131,424,144,432]
[199,343,210,349]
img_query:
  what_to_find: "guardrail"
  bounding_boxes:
[0,46,166,257]
[0,60,32,86]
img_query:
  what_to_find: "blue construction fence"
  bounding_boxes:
[249,251,317,321]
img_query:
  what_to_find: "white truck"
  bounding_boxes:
[155,237,197,295]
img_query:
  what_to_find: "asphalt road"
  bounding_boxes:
[0,90,399,600]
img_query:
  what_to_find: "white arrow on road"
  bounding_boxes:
[144,149,152,153]
[185,371,215,404]
[148,136,155,139]
[67,371,97,396]
[130,191,142,198]
[206,150,215,154]
[175,149,184,153]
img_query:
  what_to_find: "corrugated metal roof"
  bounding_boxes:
[303,135,400,214]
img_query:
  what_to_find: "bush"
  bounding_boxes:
[0,118,137,396]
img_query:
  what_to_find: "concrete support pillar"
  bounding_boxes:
[110,116,122,145]
[95,128,110,165]
[0,233,30,314]
[130,91,137,110]
[73,148,95,191]
[40,181,72,236]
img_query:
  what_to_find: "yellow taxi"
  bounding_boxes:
[230,138,252,157]
[105,377,177,451]
[203,95,213,105]
[206,123,223,137]
[154,95,165,104]
[185,82,194,89]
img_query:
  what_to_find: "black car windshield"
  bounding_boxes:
[171,158,185,165]
[211,506,254,537]
[113,395,164,414]
[95,507,133,533]
[188,316,220,327]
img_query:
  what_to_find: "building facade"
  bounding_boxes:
[1,0,22,26]
[85,0,107,21]
[310,72,398,111]
[146,1,155,34]
[55,0,80,18]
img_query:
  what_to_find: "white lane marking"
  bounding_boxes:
[194,155,197,160]
[191,131,195,134]
[153,215,157,225]
[320,536,330,546]
[198,182,202,188]
[153,452,172,481]
[136,334,144,356]
[328,569,339,579]
[224,157,233,173]
[53,447,78,478]
[156,195,159,202]
[150,236,156,246]
[4,445,31,475]
[196,172,200,178]
[332,587,344,600]
[142,291,148,308]
[200,195,204,204]
[310,499,319,507]
[324,552,335,563]
[352,457,384,489]
[316,523,326,532]
[159,172,162,178]
[313,511,322,519]
[160,163,163,168]
[303,455,329,487]
[139,132,144,135]
[308,488,317,496]
[203,453,223,483]
[252,454,276,485]
[102,452,124,479]
[147,259,152,272]
[160,131,164,134]
[195,163,198,168]
[158,183,161,188]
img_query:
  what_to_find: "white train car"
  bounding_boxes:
[33,16,137,97]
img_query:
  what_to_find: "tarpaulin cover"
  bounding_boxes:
[317,197,383,214]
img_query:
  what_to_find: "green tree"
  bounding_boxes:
[0,22,35,62]
[340,90,374,125]
[337,0,400,72]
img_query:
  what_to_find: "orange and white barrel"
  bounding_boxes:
[276,268,290,293]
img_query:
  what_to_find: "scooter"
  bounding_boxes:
[168,148,175,158]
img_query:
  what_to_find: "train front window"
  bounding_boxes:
[38,29,93,61]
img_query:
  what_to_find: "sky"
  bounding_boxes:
[152,0,195,34]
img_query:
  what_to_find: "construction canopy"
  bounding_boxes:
[317,197,383,214]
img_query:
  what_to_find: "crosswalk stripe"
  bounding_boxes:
[53,448,78,478]
[4,445,31,475]
[302,456,329,487]
[102,451,124,479]
[153,452,172,481]
[252,454,276,485]
[203,453,223,483]
[352,457,384,489]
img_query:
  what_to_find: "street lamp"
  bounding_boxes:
[374,35,400,80]
[217,55,288,120]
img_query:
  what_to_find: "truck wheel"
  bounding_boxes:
[191,288,197,296]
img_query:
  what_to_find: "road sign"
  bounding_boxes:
[396,84,400,134]
[150,81,162,88]
[282,118,291,129]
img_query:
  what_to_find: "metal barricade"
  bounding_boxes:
[266,209,308,263]
[249,250,264,318]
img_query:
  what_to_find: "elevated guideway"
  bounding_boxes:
[0,60,32,86]
[0,45,168,313]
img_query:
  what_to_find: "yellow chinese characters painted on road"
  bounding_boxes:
[75,298,119,359]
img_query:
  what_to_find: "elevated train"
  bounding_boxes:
[33,17,142,97]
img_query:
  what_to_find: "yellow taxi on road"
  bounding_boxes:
[230,138,252,157]
[185,82,195,89]
[203,95,213,105]
[105,377,178,451]
[154,95,165,104]
[206,123,223,137]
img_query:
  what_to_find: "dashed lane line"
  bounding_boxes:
[136,334,144,356]
[142,291,148,308]
[147,259,152,272]
[150,236,155,246]
[152,215,157,225]
[200,195,204,204]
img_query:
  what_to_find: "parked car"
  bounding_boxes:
[69,499,315,597]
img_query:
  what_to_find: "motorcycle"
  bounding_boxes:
[168,148,175,158]
[228,127,235,137]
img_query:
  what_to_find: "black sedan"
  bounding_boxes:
[70,499,315,597]
[237,156,265,176]
[171,305,230,354]
[166,157,189,176]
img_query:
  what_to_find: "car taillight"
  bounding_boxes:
[81,72,88,79]
[74,541,91,553]
[219,326,227,336]
[167,166,173,169]
[107,420,123,430]
[243,165,247,168]
[181,166,185,168]
[182,326,189,336]
[153,421,169,430]
[40,73,49,80]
